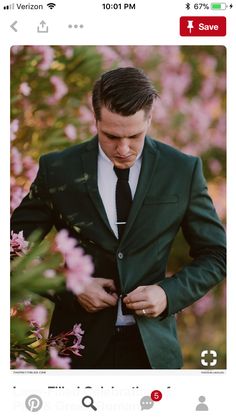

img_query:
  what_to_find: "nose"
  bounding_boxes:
[116,138,130,156]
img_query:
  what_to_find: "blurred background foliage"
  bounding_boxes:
[11,45,226,369]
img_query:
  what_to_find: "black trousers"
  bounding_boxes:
[94,324,151,369]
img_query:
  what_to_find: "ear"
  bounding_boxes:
[95,118,100,130]
[92,110,97,124]
[146,111,152,128]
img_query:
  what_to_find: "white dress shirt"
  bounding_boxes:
[97,144,142,325]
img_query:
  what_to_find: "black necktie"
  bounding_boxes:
[114,166,132,239]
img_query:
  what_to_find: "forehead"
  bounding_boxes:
[99,107,147,137]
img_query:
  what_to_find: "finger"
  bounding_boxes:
[123,294,146,304]
[101,291,118,306]
[135,308,153,317]
[104,286,117,295]
[123,286,147,303]
[125,301,149,311]
[85,297,118,312]
[128,286,146,296]
[78,292,117,311]
[100,278,117,292]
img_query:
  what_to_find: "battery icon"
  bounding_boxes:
[211,3,227,9]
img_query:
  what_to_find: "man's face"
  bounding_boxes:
[96,107,151,169]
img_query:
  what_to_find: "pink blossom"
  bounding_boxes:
[193,293,214,316]
[30,322,44,339]
[208,180,226,220]
[96,46,120,66]
[217,73,226,91]
[96,46,132,67]
[11,46,24,55]
[66,271,92,295]
[22,299,31,307]
[64,124,77,141]
[79,105,94,123]
[44,269,56,278]
[23,156,38,183]
[31,46,54,71]
[47,323,85,361]
[188,99,211,136]
[19,82,31,96]
[67,340,85,357]
[10,230,29,255]
[70,323,84,338]
[65,247,90,271]
[158,46,182,69]
[11,355,35,369]
[200,78,216,99]
[11,147,23,175]
[10,185,27,213]
[208,159,222,175]
[133,46,154,63]
[26,304,48,327]
[10,119,19,141]
[65,249,94,295]
[116,45,132,56]
[49,347,71,369]
[55,230,94,294]
[208,127,225,154]
[55,229,77,255]
[65,324,85,356]
[61,46,74,58]
[199,55,217,75]
[47,76,68,105]
[79,105,97,135]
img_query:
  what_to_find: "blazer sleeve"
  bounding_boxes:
[158,157,226,316]
[11,155,54,240]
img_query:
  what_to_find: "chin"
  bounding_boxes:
[116,162,133,169]
[114,159,135,169]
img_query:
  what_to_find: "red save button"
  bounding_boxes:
[180,16,226,36]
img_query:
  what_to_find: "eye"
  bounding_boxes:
[107,135,119,140]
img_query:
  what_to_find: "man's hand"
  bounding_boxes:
[123,285,167,318]
[77,277,118,313]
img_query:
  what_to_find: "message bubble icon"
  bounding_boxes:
[140,395,154,410]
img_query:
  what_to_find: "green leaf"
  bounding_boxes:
[11,318,30,341]
[11,240,50,272]
[19,337,38,345]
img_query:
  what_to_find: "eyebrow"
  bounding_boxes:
[101,130,143,139]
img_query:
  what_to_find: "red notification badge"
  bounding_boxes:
[151,390,163,402]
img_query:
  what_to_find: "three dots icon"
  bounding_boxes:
[68,24,84,29]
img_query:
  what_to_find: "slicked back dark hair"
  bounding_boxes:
[92,67,158,120]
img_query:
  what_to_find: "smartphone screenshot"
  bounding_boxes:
[0,0,235,417]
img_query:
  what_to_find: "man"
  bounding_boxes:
[11,67,226,369]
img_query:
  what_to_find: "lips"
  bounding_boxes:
[116,155,132,160]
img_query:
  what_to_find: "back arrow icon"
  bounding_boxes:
[10,21,18,32]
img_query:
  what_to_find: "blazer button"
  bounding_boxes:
[118,252,124,260]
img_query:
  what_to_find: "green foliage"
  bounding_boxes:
[11,235,65,368]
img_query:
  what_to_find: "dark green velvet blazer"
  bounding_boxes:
[11,136,226,369]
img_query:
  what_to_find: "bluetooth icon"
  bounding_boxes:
[186,2,191,9]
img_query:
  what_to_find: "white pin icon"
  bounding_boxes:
[187,20,194,33]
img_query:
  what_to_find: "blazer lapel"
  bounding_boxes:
[120,137,160,243]
[81,136,117,238]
